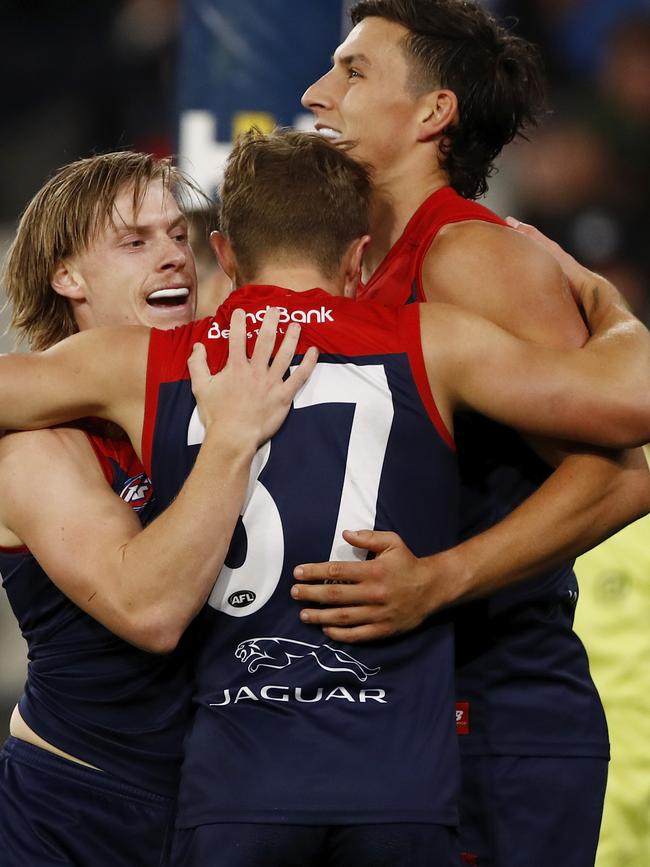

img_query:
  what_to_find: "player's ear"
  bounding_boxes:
[342,235,371,298]
[209,231,237,279]
[416,89,458,141]
[51,259,86,300]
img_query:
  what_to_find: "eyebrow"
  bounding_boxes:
[112,214,188,235]
[333,52,372,68]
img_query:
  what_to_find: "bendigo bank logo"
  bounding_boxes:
[208,305,335,338]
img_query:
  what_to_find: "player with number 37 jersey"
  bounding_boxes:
[143,283,461,830]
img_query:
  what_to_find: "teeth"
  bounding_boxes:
[147,288,189,301]
[317,128,341,140]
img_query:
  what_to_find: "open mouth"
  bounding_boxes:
[146,287,191,308]
[316,126,342,141]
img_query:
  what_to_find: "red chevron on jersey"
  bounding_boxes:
[358,186,505,305]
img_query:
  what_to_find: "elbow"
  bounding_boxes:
[616,401,650,450]
[121,613,185,655]
[593,396,650,450]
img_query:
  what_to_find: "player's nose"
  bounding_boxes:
[301,71,332,111]
[158,236,187,270]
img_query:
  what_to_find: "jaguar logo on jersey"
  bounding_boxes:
[208,637,387,707]
[119,473,153,512]
[207,305,335,338]
[236,637,380,681]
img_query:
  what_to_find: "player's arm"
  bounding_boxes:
[421,297,650,448]
[291,225,650,640]
[0,314,317,653]
[0,326,149,447]
[291,298,650,641]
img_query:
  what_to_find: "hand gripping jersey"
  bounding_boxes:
[144,284,460,827]
[0,433,198,797]
[359,186,608,759]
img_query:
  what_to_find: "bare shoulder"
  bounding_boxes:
[423,220,586,347]
[47,324,150,362]
[0,428,104,503]
[417,302,479,367]
[0,427,104,546]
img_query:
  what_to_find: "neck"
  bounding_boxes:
[243,264,343,297]
[363,160,448,281]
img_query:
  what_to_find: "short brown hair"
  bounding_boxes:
[351,0,546,199]
[2,151,200,350]
[219,128,372,283]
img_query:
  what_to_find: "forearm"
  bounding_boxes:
[429,448,650,607]
[111,431,256,651]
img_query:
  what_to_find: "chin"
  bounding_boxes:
[141,302,194,330]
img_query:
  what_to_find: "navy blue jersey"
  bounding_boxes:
[361,188,608,759]
[144,285,461,827]
[0,432,199,797]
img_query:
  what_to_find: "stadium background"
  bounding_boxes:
[0,1,648,862]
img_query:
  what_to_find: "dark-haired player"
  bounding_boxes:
[300,2,650,862]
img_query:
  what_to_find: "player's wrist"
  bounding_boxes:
[202,421,259,463]
[423,545,478,610]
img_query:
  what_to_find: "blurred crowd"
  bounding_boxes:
[1,0,648,323]
[491,0,650,325]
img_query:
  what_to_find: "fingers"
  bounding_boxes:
[250,307,282,367]
[293,559,370,585]
[187,343,210,395]
[292,578,381,606]
[299,605,381,628]
[341,528,402,553]
[506,217,567,261]
[283,346,319,398]
[227,309,248,363]
[270,321,301,373]
[322,624,394,644]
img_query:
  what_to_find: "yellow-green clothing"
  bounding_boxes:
[575,514,650,867]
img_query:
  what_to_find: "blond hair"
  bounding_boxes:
[2,151,200,350]
[220,128,372,283]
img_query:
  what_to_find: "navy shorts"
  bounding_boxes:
[0,736,176,866]
[459,754,608,866]
[169,822,460,866]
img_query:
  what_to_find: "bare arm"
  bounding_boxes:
[0,313,317,652]
[0,326,149,452]
[421,297,650,448]
[292,223,650,640]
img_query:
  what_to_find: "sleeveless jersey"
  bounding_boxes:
[360,186,609,758]
[143,284,461,827]
[0,433,199,797]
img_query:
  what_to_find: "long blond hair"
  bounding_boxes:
[2,151,200,350]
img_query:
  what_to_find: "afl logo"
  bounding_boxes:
[228,590,257,609]
[120,473,154,512]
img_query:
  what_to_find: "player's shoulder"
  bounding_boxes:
[430,219,561,277]
[0,428,104,541]
[0,427,100,477]
[423,220,586,346]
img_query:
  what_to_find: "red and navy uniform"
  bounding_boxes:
[0,433,201,866]
[360,186,609,866]
[144,285,461,864]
